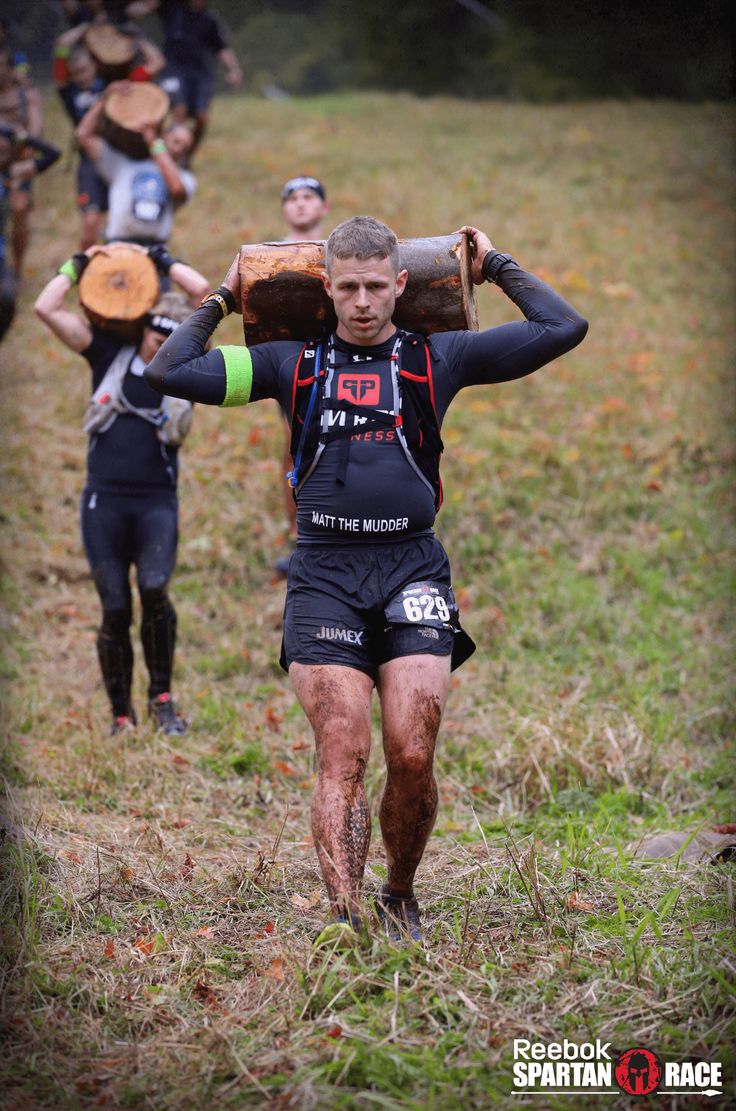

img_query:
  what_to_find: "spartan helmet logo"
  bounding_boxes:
[615,1047,662,1095]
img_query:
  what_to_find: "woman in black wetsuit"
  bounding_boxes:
[34,243,209,735]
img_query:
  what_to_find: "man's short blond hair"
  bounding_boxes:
[325,215,400,275]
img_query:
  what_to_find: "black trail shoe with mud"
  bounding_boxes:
[375,887,423,944]
[148,693,187,736]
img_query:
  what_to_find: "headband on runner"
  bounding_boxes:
[146,312,181,337]
[281,175,326,201]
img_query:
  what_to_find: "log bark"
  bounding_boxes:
[84,24,137,81]
[238,233,478,346]
[79,246,160,339]
[99,83,170,160]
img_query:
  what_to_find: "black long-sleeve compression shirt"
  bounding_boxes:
[145,262,588,415]
[145,261,587,541]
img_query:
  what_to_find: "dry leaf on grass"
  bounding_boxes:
[263,957,284,981]
[289,890,322,909]
[567,890,595,911]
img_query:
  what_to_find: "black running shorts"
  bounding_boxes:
[280,535,475,677]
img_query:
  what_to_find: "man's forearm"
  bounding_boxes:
[145,302,228,404]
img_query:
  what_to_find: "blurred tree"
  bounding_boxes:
[8,0,733,100]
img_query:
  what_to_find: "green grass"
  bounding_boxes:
[0,92,734,1108]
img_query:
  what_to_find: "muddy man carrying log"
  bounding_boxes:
[144,215,588,946]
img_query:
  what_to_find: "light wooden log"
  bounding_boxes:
[238,233,478,346]
[99,83,170,160]
[84,24,137,81]
[79,245,160,339]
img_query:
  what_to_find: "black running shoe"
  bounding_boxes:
[375,887,423,943]
[148,693,187,736]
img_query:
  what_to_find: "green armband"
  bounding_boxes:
[219,346,253,407]
[57,252,89,284]
[58,258,80,284]
[54,45,71,59]
[149,138,167,156]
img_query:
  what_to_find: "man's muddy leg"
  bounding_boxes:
[289,662,374,921]
[376,654,450,894]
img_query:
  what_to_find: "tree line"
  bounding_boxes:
[11,0,734,100]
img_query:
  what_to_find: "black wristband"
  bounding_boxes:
[147,243,178,275]
[72,251,90,278]
[481,250,517,284]
[214,284,236,314]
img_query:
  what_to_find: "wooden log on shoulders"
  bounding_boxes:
[84,24,137,82]
[79,245,160,339]
[99,83,170,160]
[238,233,478,346]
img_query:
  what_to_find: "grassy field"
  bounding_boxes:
[1,92,734,1109]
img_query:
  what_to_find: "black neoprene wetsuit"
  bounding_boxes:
[145,261,588,545]
[81,331,182,717]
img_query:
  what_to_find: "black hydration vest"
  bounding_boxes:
[287,330,444,508]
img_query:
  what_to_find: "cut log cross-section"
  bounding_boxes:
[99,83,170,160]
[84,24,138,81]
[238,234,478,346]
[79,246,160,339]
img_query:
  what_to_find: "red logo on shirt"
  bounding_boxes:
[337,374,380,405]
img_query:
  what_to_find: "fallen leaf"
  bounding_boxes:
[194,926,215,938]
[180,853,195,881]
[567,890,595,911]
[134,937,155,956]
[602,281,634,299]
[273,761,294,776]
[103,937,115,958]
[61,850,82,864]
[325,1025,342,1039]
[265,706,284,732]
[172,754,190,767]
[600,395,629,415]
[263,957,284,981]
[119,866,135,883]
[193,978,218,1007]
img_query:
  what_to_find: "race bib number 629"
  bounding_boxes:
[385,581,457,628]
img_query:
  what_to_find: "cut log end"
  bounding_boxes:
[84,25,137,81]
[79,247,160,335]
[100,84,170,159]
